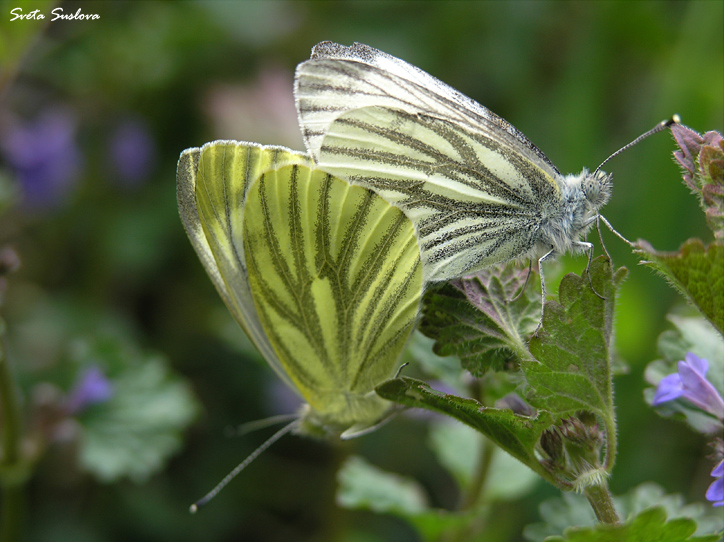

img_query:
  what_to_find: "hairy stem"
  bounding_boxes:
[584,481,620,525]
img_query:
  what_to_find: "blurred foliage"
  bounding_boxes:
[0,1,722,541]
[524,482,724,541]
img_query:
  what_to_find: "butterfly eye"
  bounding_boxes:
[583,170,613,209]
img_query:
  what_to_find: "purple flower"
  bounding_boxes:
[0,109,82,209]
[108,118,156,186]
[706,460,724,507]
[66,366,114,414]
[653,353,724,420]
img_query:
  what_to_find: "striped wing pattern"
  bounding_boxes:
[178,142,309,391]
[294,42,564,280]
[244,163,423,432]
[177,141,423,435]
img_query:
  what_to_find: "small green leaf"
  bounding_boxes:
[523,257,624,428]
[543,507,721,542]
[376,377,554,480]
[523,492,598,541]
[337,456,471,541]
[420,263,538,375]
[72,338,200,483]
[617,483,724,536]
[524,482,724,542]
[337,455,428,515]
[637,239,724,336]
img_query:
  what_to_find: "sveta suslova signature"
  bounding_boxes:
[10,7,100,21]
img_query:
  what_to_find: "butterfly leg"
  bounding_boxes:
[598,214,634,247]
[534,249,557,335]
[508,259,533,303]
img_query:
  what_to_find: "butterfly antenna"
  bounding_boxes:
[593,115,680,176]
[190,420,298,513]
[226,414,299,437]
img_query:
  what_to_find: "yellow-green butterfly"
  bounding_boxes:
[178,142,423,435]
[294,42,676,315]
[177,143,423,506]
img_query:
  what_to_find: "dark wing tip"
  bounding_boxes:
[310,41,380,63]
[310,41,344,59]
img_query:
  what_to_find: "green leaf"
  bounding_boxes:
[420,263,539,375]
[523,257,625,427]
[71,337,200,483]
[337,455,428,515]
[337,455,471,541]
[524,482,724,542]
[542,507,721,542]
[636,239,724,336]
[523,492,598,541]
[617,483,724,536]
[376,377,554,480]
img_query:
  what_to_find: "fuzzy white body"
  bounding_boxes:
[533,169,612,263]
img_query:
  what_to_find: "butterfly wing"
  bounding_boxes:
[177,142,310,391]
[295,42,563,280]
[178,141,423,435]
[243,160,423,434]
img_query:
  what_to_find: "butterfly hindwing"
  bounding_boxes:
[244,162,423,432]
[178,142,312,392]
[177,141,423,436]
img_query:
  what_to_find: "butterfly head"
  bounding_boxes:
[581,168,613,211]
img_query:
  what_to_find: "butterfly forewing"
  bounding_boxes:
[295,42,560,179]
[295,42,565,280]
[243,163,423,431]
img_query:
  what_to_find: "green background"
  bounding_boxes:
[0,1,722,540]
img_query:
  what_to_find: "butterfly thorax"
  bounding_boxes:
[535,169,612,256]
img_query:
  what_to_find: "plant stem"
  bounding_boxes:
[0,331,26,542]
[583,481,620,525]
[461,436,495,510]
[444,437,495,542]
[1,484,24,542]
[604,414,618,472]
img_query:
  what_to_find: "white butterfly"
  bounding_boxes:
[294,41,674,312]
